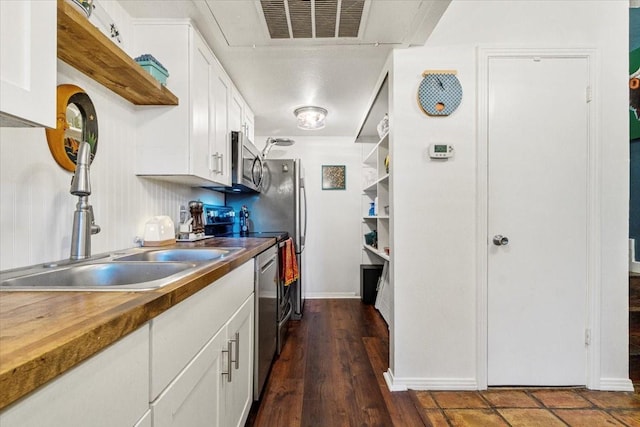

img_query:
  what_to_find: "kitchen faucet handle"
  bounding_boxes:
[88,205,100,235]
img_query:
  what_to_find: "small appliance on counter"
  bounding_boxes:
[142,216,175,247]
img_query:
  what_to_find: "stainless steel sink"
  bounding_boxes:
[113,247,243,263]
[0,247,246,292]
[0,262,199,291]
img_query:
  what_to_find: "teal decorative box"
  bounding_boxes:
[134,54,169,86]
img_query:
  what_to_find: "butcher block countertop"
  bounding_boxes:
[0,237,275,410]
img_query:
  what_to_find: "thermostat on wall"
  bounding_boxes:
[429,144,454,159]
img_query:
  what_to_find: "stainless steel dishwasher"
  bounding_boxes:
[254,245,278,400]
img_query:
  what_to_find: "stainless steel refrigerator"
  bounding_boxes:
[226,158,307,319]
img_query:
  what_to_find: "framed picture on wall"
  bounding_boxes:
[322,165,346,190]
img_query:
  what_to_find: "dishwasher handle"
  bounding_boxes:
[260,257,276,274]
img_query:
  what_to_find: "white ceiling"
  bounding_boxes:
[119,0,450,139]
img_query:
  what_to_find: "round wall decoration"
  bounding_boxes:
[45,84,98,172]
[418,70,463,117]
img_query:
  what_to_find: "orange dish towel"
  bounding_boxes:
[280,237,299,286]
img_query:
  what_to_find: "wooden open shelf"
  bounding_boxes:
[57,0,179,106]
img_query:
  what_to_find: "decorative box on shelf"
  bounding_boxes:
[135,54,169,86]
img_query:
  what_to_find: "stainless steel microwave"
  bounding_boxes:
[208,131,263,193]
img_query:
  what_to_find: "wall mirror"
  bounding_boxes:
[46,84,98,172]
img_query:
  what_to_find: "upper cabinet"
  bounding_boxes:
[0,0,179,129]
[0,0,56,128]
[134,20,227,187]
[133,19,254,188]
[230,86,255,144]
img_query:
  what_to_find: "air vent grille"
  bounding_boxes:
[289,0,312,38]
[338,0,364,38]
[261,0,289,39]
[260,0,364,39]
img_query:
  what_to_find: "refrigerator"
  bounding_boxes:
[226,158,307,319]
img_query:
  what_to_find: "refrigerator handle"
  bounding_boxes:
[300,176,307,251]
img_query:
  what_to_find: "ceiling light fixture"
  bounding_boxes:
[294,106,328,130]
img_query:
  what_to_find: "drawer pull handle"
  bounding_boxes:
[222,340,233,383]
[231,332,240,370]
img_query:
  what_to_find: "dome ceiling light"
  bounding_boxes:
[294,106,328,130]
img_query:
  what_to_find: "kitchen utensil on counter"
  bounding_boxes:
[143,216,175,246]
[239,205,250,234]
[189,201,204,234]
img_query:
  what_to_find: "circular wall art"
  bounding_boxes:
[45,84,98,172]
[418,70,463,117]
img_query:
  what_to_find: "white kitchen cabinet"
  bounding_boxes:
[152,295,253,427]
[133,20,229,187]
[231,85,256,144]
[224,295,254,427]
[152,323,226,427]
[244,103,256,145]
[0,0,56,128]
[150,259,255,427]
[0,326,150,427]
[211,60,232,186]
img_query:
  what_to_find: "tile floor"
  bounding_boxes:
[411,388,640,426]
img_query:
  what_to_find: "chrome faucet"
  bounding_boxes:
[70,141,100,260]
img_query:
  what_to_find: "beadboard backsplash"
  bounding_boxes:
[0,61,223,270]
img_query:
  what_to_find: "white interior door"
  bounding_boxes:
[487,55,589,385]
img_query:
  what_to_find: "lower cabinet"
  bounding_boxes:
[152,295,254,427]
[0,326,150,427]
[0,258,257,427]
[152,322,226,426]
[150,259,255,427]
[225,296,254,427]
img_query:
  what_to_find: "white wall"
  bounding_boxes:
[255,135,364,298]
[389,0,629,390]
[0,1,224,270]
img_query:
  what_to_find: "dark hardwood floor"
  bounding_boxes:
[247,299,640,427]
[246,299,424,426]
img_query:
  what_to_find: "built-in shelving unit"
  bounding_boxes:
[357,72,390,265]
[361,132,390,259]
[57,0,179,106]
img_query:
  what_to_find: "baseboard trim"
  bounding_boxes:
[383,369,478,391]
[304,292,360,299]
[597,377,635,392]
[383,369,408,391]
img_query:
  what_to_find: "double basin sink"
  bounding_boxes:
[0,247,244,291]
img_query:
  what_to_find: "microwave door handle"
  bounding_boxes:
[252,157,264,188]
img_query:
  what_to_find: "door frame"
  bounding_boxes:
[475,47,600,389]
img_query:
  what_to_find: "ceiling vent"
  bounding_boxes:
[260,0,365,39]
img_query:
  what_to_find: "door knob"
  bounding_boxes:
[493,235,509,246]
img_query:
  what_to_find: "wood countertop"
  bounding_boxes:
[0,237,276,410]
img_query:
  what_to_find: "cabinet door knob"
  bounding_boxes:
[493,235,509,246]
